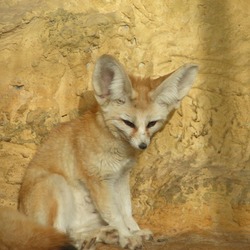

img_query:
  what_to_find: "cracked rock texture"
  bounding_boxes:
[0,0,249,246]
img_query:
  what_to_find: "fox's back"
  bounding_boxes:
[19,106,136,196]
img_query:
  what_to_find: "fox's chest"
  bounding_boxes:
[88,147,136,178]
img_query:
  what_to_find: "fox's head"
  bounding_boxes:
[92,55,198,150]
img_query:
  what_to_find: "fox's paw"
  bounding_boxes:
[80,237,96,250]
[134,229,153,241]
[96,226,119,245]
[119,234,142,250]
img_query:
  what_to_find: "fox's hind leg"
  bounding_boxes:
[19,172,76,232]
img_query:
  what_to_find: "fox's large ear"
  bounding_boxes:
[150,64,198,109]
[92,54,132,105]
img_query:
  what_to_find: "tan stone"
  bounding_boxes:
[0,0,249,246]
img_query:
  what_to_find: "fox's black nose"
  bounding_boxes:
[139,143,147,150]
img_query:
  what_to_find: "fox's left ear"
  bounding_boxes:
[150,64,198,109]
[92,54,133,105]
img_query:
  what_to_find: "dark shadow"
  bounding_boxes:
[198,0,247,240]
[78,90,96,115]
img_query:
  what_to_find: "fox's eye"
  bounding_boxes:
[122,119,136,128]
[147,121,157,128]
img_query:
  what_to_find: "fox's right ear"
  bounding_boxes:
[150,63,198,110]
[92,55,133,105]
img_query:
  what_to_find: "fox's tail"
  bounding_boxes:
[0,207,77,250]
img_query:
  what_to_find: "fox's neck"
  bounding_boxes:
[94,108,138,158]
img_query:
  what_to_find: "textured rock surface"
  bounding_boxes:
[0,0,249,246]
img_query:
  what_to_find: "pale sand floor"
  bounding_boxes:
[97,232,250,250]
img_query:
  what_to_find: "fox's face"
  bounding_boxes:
[92,55,198,150]
[99,84,170,150]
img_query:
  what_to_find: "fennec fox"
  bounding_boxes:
[17,55,198,249]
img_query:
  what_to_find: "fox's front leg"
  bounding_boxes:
[115,172,140,232]
[87,178,142,249]
[115,171,153,240]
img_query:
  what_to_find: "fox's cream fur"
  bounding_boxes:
[0,55,198,250]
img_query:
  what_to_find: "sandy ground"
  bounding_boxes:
[97,232,250,250]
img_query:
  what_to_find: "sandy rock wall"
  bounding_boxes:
[0,0,249,237]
